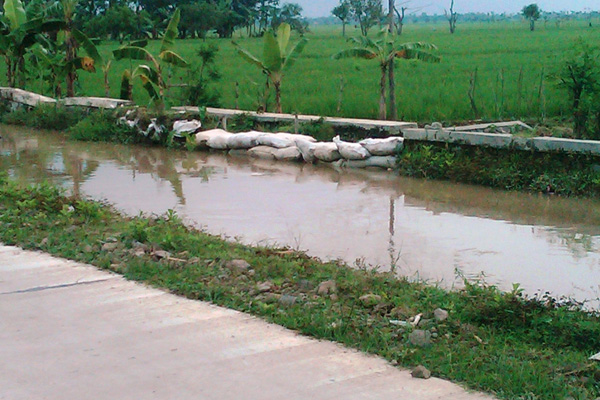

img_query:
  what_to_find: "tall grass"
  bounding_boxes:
[3,20,599,123]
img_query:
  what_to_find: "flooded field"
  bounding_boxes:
[2,125,600,305]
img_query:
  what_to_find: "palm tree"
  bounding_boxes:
[333,30,439,120]
[233,23,307,114]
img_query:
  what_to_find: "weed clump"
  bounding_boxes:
[67,111,142,144]
[2,104,84,131]
[398,141,600,197]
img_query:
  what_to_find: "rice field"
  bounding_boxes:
[11,19,600,124]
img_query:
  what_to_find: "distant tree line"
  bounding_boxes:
[329,0,599,35]
[0,0,309,41]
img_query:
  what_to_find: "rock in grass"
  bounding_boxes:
[257,281,273,293]
[102,242,118,251]
[279,294,298,307]
[359,294,382,306]
[409,329,432,347]
[590,352,600,361]
[317,280,337,295]
[298,279,313,290]
[411,365,431,379]
[225,259,251,272]
[152,250,171,260]
[434,308,449,322]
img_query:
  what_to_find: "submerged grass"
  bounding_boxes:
[1,176,599,399]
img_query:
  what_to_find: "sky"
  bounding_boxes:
[296,0,600,18]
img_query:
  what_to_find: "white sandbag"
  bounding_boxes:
[359,137,404,156]
[173,120,202,137]
[276,132,317,144]
[227,131,264,149]
[256,133,295,148]
[296,139,317,163]
[333,135,371,160]
[195,129,225,147]
[313,142,342,162]
[194,129,232,150]
[335,156,398,169]
[274,146,302,161]
[248,146,277,160]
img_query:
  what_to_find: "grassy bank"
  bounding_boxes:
[397,141,600,197]
[0,176,598,399]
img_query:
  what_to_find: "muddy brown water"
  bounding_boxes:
[2,125,600,306]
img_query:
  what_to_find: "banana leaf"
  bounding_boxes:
[73,29,103,66]
[160,8,180,54]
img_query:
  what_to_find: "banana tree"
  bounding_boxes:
[0,0,65,88]
[333,30,440,120]
[113,9,188,109]
[30,30,98,97]
[233,23,307,113]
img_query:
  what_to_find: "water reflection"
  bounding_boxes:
[2,124,600,306]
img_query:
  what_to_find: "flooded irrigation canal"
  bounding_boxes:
[2,125,600,305]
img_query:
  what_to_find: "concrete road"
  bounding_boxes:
[0,245,494,400]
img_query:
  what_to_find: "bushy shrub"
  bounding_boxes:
[1,104,83,131]
[67,111,142,144]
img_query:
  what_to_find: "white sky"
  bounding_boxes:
[296,0,600,18]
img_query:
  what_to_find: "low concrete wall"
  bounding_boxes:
[3,87,600,158]
[60,97,132,109]
[172,106,418,134]
[0,87,56,107]
[402,128,600,156]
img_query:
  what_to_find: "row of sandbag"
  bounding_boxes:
[194,129,404,169]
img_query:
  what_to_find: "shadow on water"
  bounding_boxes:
[2,124,600,306]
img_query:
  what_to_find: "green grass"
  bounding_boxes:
[4,21,600,123]
[1,176,599,399]
[397,141,600,197]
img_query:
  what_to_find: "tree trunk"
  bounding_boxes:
[342,22,346,37]
[104,70,110,98]
[530,19,535,31]
[379,65,387,120]
[388,0,395,33]
[65,33,76,97]
[6,58,13,88]
[274,80,282,113]
[388,58,397,120]
[17,56,25,88]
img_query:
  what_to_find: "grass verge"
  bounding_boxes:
[1,176,599,399]
[398,141,600,198]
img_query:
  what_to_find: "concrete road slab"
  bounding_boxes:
[0,245,495,400]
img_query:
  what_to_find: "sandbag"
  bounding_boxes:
[334,156,398,169]
[313,142,342,162]
[248,145,277,160]
[274,146,302,161]
[296,139,317,163]
[359,137,404,156]
[256,133,295,148]
[227,131,264,149]
[333,135,371,160]
[276,132,317,144]
[173,120,202,137]
[194,129,232,150]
